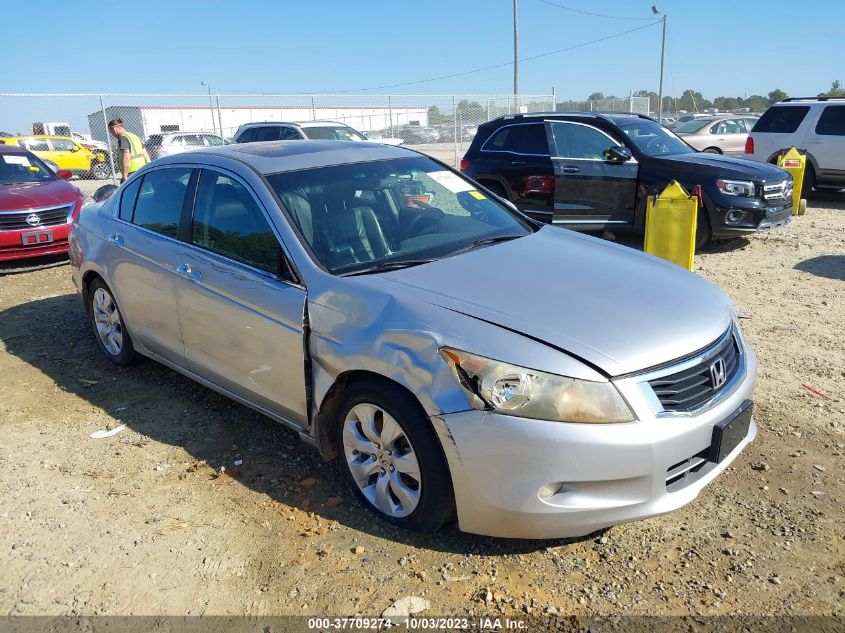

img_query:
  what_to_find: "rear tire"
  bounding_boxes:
[86,278,137,366]
[702,147,721,154]
[695,206,712,251]
[335,380,454,533]
[801,164,815,199]
[89,161,110,180]
[481,181,508,201]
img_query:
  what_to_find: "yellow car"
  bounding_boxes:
[1,135,110,180]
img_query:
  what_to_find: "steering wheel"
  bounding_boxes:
[645,137,670,155]
[403,206,445,239]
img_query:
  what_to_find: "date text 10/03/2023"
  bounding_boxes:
[306,617,527,630]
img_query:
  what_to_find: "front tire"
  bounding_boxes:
[86,278,137,366]
[695,206,712,251]
[336,381,454,533]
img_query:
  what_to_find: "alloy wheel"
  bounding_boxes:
[92,288,124,356]
[342,403,422,518]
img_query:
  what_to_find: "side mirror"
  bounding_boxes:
[56,169,73,180]
[605,145,633,162]
[93,183,118,202]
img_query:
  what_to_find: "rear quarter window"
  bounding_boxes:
[815,105,845,136]
[752,106,810,133]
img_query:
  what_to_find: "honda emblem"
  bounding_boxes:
[709,358,727,389]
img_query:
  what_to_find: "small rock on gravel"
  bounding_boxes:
[382,596,430,618]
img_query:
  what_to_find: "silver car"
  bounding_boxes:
[69,141,757,539]
[675,115,759,155]
[145,132,227,160]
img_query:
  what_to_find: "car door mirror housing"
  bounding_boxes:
[605,145,633,162]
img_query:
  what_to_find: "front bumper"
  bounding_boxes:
[709,198,792,239]
[0,223,71,262]
[434,341,758,539]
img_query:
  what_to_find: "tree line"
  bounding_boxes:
[558,80,843,114]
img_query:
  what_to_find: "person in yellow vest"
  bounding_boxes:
[107,118,150,183]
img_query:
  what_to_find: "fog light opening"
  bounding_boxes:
[538,482,564,499]
[726,209,747,224]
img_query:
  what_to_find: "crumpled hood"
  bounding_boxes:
[379,227,734,376]
[655,152,788,182]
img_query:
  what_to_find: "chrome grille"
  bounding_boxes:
[648,331,741,413]
[0,205,71,231]
[762,179,793,206]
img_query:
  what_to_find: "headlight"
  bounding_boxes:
[440,348,636,424]
[716,179,755,197]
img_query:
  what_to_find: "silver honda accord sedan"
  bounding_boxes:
[69,140,757,539]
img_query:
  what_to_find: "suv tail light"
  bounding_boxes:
[744,136,754,154]
[459,159,470,171]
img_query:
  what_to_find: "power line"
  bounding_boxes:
[214,20,661,95]
[535,0,656,21]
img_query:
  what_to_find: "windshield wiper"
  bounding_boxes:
[341,258,436,277]
[453,234,524,255]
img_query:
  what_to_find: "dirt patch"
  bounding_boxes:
[1,197,843,619]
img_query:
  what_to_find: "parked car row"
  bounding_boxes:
[0,135,111,179]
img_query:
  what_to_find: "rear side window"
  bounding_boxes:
[118,178,142,220]
[236,128,257,143]
[483,123,549,155]
[191,170,279,273]
[21,138,49,152]
[752,106,809,133]
[815,105,845,136]
[132,168,192,237]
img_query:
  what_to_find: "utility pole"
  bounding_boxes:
[201,81,216,135]
[652,6,667,121]
[513,0,519,96]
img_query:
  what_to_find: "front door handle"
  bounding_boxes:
[176,263,202,282]
[511,160,527,166]
[560,166,580,174]
[107,233,124,246]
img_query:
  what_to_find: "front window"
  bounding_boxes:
[616,119,695,156]
[0,151,57,185]
[303,126,367,141]
[266,156,534,275]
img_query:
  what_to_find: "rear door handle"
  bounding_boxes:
[511,160,527,166]
[107,233,124,246]
[176,263,202,283]
[560,166,580,174]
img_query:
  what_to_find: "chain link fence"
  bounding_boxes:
[0,93,555,182]
[555,95,651,116]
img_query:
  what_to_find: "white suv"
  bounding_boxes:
[745,97,845,195]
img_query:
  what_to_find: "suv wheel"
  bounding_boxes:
[336,381,454,533]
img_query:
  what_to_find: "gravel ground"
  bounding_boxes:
[0,194,843,625]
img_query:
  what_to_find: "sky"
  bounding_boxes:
[1,0,843,132]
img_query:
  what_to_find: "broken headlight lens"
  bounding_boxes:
[440,348,635,424]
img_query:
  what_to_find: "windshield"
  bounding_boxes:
[0,151,57,185]
[617,119,695,156]
[673,119,712,134]
[267,156,533,275]
[303,126,367,141]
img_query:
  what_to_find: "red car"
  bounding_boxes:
[0,145,85,263]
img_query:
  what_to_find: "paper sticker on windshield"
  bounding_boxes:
[427,170,474,193]
[468,190,486,200]
[2,155,31,167]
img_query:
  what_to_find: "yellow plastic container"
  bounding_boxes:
[644,181,697,271]
[776,147,806,215]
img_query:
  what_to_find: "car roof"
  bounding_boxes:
[237,120,350,129]
[156,139,419,174]
[0,144,34,153]
[3,135,75,141]
[486,111,657,126]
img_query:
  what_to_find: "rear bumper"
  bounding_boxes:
[0,223,71,262]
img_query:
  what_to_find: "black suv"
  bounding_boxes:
[461,112,793,247]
